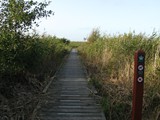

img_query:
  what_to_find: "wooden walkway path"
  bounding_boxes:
[38,49,106,120]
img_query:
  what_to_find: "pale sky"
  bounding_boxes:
[36,0,160,41]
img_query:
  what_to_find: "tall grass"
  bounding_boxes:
[69,41,84,48]
[79,29,160,120]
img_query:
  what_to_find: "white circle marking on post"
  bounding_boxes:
[137,77,143,82]
[138,65,143,71]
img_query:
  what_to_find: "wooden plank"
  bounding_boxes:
[40,112,104,117]
[39,116,104,120]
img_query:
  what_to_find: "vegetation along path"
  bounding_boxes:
[38,49,106,120]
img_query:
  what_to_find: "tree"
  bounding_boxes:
[0,0,53,34]
[0,0,53,74]
[60,38,70,45]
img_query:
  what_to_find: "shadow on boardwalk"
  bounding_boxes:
[38,49,106,120]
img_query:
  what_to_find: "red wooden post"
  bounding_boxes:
[132,50,145,120]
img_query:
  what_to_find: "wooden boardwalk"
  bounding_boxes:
[38,49,106,120]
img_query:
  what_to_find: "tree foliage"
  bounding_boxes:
[0,0,53,75]
[60,38,70,45]
[0,0,53,33]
